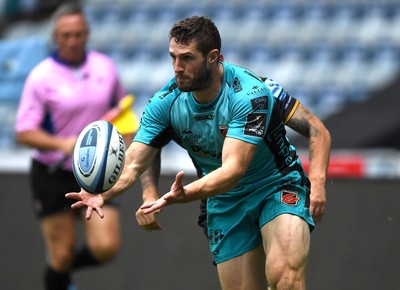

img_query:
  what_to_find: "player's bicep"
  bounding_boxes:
[286,102,314,137]
[222,137,257,178]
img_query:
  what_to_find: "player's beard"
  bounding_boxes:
[176,59,212,92]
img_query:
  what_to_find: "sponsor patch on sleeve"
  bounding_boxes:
[250,96,268,110]
[244,113,266,137]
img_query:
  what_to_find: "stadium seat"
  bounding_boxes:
[0,37,49,102]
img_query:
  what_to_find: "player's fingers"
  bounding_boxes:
[175,171,185,184]
[140,202,156,210]
[136,212,148,226]
[94,207,104,219]
[65,192,81,200]
[312,206,325,224]
[142,204,161,215]
[86,207,104,220]
[71,201,85,209]
[85,207,93,220]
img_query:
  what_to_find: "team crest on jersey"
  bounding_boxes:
[244,113,266,137]
[218,125,228,138]
[281,190,300,206]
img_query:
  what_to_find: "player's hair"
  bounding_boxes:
[169,16,221,57]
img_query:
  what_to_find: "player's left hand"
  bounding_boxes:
[141,171,186,214]
[65,189,105,219]
[136,205,162,231]
[309,183,327,224]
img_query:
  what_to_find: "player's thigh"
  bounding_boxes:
[82,205,120,253]
[217,244,267,290]
[261,214,310,278]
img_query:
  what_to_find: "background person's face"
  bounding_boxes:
[54,14,88,64]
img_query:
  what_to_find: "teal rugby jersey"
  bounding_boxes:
[134,62,305,190]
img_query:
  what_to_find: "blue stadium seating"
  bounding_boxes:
[1,0,400,151]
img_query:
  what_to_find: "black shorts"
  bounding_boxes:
[30,159,118,218]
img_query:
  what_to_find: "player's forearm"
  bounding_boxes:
[183,161,244,201]
[102,141,159,201]
[181,139,255,201]
[287,102,331,185]
[307,121,331,186]
[140,151,161,202]
[102,159,139,201]
[16,129,73,153]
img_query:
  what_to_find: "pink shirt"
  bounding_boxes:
[16,50,125,170]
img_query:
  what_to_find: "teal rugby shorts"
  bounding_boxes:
[206,171,315,264]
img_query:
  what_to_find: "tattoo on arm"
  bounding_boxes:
[287,104,318,138]
[140,150,161,189]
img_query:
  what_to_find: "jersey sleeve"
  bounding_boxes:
[133,82,175,148]
[226,77,273,146]
[263,77,299,124]
[15,66,46,132]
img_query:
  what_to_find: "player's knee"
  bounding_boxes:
[267,263,305,290]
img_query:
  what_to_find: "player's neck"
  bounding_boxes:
[193,62,223,104]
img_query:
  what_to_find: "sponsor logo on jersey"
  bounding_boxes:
[281,190,300,206]
[246,86,268,97]
[194,114,214,121]
[266,124,293,165]
[244,113,266,137]
[190,145,222,159]
[251,96,268,110]
[181,129,204,144]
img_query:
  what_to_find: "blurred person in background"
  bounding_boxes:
[136,76,331,237]
[15,3,136,290]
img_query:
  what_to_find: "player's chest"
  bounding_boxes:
[170,105,230,150]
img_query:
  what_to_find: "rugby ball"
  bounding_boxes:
[72,120,125,194]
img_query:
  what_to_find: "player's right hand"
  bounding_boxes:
[65,189,105,219]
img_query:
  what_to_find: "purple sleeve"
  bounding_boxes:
[15,67,46,132]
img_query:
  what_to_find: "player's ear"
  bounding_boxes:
[208,49,220,64]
